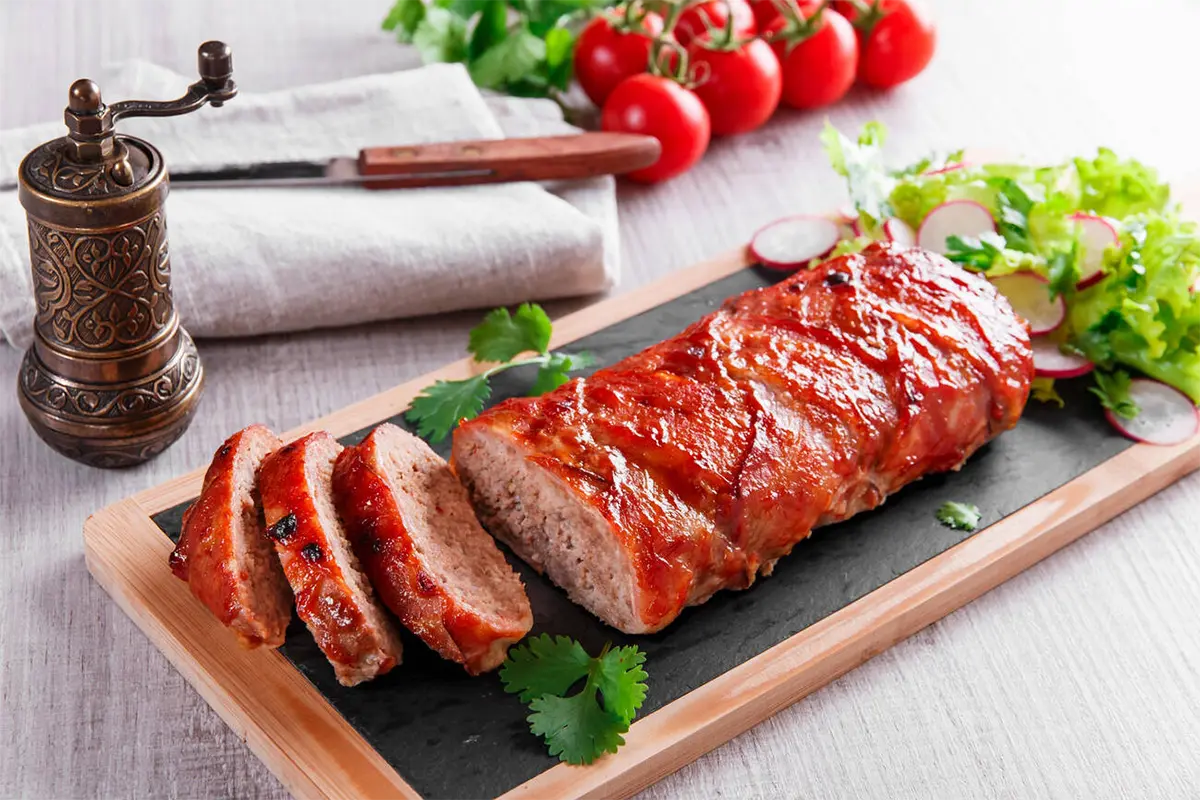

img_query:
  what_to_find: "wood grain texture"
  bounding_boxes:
[83,246,1200,799]
[6,0,1200,798]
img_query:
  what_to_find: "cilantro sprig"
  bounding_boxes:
[405,303,594,442]
[501,634,649,765]
[383,0,612,98]
[1090,369,1140,420]
[935,501,982,532]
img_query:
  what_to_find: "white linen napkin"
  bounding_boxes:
[0,61,618,349]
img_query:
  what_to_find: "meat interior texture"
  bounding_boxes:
[169,425,292,649]
[258,432,404,686]
[332,424,532,674]
[453,243,1035,634]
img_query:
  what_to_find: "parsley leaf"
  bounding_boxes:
[531,351,596,395]
[821,120,893,226]
[944,232,1009,272]
[1090,369,1140,419]
[936,501,982,532]
[404,374,490,443]
[987,177,1037,253]
[1046,242,1081,300]
[381,0,426,41]
[468,303,553,362]
[470,27,547,90]
[412,6,469,64]
[1031,376,1065,408]
[502,635,649,765]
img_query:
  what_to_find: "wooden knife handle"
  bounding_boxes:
[356,132,661,189]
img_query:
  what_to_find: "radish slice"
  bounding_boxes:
[750,216,841,270]
[1106,379,1200,446]
[989,273,1066,335]
[917,200,996,255]
[1031,338,1094,378]
[883,218,916,247]
[925,162,967,176]
[1071,213,1119,289]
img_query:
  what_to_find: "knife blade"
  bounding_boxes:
[0,132,660,192]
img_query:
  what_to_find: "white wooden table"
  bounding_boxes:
[3,0,1200,797]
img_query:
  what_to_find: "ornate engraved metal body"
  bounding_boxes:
[15,42,235,468]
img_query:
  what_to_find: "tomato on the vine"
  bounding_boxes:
[766,5,858,110]
[574,7,665,107]
[835,0,935,88]
[749,0,820,31]
[674,0,756,47]
[688,35,782,136]
[601,74,711,183]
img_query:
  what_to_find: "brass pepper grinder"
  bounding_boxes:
[16,41,236,468]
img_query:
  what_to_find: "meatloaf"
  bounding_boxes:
[452,243,1034,633]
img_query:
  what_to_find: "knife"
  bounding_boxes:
[0,132,659,191]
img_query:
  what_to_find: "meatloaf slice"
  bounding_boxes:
[332,423,532,674]
[169,424,291,648]
[452,243,1034,634]
[258,431,403,686]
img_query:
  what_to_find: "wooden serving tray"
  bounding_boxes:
[84,245,1200,800]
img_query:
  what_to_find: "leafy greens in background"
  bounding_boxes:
[383,0,613,97]
[822,122,1200,406]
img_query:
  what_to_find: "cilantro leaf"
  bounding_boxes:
[404,374,490,442]
[593,645,648,725]
[987,177,1036,253]
[530,350,595,395]
[944,232,1008,272]
[381,0,426,40]
[412,6,469,64]
[501,634,591,703]
[469,303,553,362]
[470,27,547,90]
[542,25,575,91]
[1090,369,1140,419]
[936,501,982,532]
[528,691,627,765]
[467,0,509,61]
[1031,376,1065,408]
[503,635,650,765]
[1046,242,1081,300]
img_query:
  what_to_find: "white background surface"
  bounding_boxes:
[3,0,1200,797]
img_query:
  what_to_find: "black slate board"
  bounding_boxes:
[153,266,1131,800]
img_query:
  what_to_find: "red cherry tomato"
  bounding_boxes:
[750,0,820,30]
[675,0,756,47]
[574,9,665,107]
[836,0,936,88]
[767,8,858,110]
[688,37,782,136]
[601,74,711,183]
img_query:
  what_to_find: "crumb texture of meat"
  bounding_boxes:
[452,243,1035,633]
[333,423,532,675]
[169,424,292,649]
[257,431,403,686]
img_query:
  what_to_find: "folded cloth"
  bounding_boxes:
[0,61,618,349]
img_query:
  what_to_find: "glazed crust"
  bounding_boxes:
[333,427,533,674]
[169,424,290,649]
[454,243,1035,632]
[258,432,402,686]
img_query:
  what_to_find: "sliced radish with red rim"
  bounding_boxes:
[751,215,842,270]
[917,200,996,255]
[1105,379,1199,446]
[924,162,967,176]
[1071,213,1119,289]
[1031,337,1093,378]
[989,273,1066,335]
[883,218,916,247]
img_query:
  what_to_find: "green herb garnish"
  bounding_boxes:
[936,501,982,532]
[405,302,594,442]
[1090,369,1140,420]
[501,634,649,765]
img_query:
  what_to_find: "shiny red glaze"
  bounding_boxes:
[258,432,399,680]
[332,427,531,675]
[687,37,782,136]
[601,74,711,183]
[675,0,756,47]
[575,10,665,107]
[456,244,1033,631]
[169,424,287,649]
[767,8,858,109]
